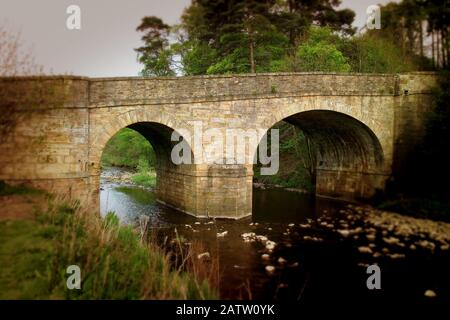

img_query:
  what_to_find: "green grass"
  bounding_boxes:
[131,170,157,188]
[0,197,217,300]
[0,219,59,299]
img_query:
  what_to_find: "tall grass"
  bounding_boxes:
[8,195,218,299]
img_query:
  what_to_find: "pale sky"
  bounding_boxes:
[0,0,396,77]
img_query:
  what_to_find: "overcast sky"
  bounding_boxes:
[1,0,396,77]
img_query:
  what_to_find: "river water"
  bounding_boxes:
[100,167,449,305]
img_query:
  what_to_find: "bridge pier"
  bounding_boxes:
[156,164,253,219]
[316,169,388,200]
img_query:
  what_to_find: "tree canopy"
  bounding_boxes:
[135,0,446,76]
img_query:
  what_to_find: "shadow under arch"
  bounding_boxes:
[100,121,195,216]
[255,110,386,201]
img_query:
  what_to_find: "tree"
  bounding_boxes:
[0,25,41,76]
[294,27,350,72]
[203,0,289,74]
[135,16,175,76]
[342,34,417,73]
[271,0,356,47]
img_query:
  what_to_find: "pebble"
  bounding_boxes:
[358,246,373,254]
[383,236,400,245]
[288,223,295,227]
[261,254,270,260]
[217,231,228,238]
[424,290,437,298]
[278,257,287,264]
[265,265,275,273]
[266,241,276,251]
[338,229,350,237]
[256,235,268,242]
[416,240,436,251]
[389,253,406,259]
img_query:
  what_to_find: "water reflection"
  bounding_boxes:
[100,168,450,304]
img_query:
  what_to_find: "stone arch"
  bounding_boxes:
[89,107,195,170]
[255,106,387,200]
[90,107,199,216]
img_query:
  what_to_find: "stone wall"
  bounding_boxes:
[393,72,439,187]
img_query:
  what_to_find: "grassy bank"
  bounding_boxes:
[131,168,157,188]
[0,188,217,299]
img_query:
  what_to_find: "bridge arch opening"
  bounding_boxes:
[99,121,195,220]
[254,110,385,201]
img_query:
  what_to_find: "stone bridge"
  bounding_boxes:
[0,72,437,219]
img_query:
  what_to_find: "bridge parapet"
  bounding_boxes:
[88,73,398,107]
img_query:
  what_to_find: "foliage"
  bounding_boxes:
[180,42,218,75]
[343,34,418,73]
[0,24,42,76]
[295,27,350,72]
[131,159,157,188]
[254,122,316,192]
[368,0,448,69]
[135,16,175,76]
[0,196,217,299]
[134,0,357,76]
[101,128,155,169]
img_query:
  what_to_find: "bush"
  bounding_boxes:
[294,27,351,73]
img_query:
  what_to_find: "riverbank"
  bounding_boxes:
[0,183,217,300]
[101,166,156,189]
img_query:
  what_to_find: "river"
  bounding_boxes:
[100,167,449,305]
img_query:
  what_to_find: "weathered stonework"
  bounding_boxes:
[0,72,438,218]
